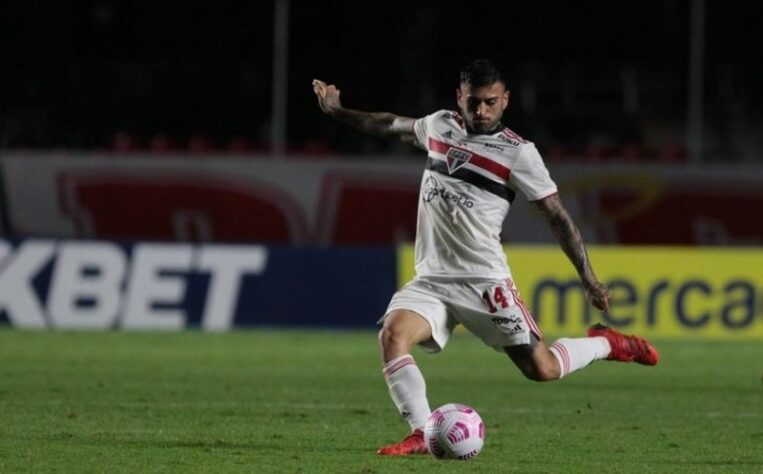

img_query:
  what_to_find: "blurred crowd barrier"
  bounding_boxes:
[0,153,761,246]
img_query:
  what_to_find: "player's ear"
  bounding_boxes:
[503,90,510,110]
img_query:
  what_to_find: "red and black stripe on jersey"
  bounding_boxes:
[425,158,516,203]
[426,137,516,203]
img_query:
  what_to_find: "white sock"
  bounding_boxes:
[549,337,611,378]
[383,354,431,431]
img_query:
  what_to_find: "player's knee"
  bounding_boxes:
[379,320,421,354]
[378,324,406,352]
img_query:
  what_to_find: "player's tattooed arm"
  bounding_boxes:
[312,79,419,147]
[534,194,610,312]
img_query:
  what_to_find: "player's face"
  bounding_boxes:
[456,82,509,134]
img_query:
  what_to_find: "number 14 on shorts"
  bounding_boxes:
[481,284,515,313]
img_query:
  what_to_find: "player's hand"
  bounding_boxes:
[312,79,342,115]
[584,281,610,312]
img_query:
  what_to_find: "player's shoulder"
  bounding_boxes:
[441,109,463,123]
[425,109,463,126]
[490,127,547,168]
[418,110,465,137]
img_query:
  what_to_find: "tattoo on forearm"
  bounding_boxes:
[542,201,595,284]
[334,109,397,138]
[550,212,588,272]
[331,109,417,145]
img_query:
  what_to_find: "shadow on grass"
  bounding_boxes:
[23,433,264,450]
[16,432,375,454]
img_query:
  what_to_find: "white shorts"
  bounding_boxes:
[379,277,543,353]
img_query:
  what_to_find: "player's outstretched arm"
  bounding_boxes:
[533,193,610,312]
[312,79,419,146]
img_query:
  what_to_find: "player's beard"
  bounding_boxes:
[467,118,501,135]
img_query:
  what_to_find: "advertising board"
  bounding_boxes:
[398,245,763,339]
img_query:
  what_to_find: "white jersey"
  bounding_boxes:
[412,110,557,280]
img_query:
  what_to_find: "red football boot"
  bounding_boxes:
[588,324,660,366]
[376,429,428,456]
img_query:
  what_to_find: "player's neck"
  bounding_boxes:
[465,122,505,135]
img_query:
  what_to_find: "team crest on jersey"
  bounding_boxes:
[446,147,472,174]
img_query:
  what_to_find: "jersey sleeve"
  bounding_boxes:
[509,143,558,201]
[413,110,446,149]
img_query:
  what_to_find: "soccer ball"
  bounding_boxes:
[424,403,485,460]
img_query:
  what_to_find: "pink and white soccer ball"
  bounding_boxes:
[424,403,485,460]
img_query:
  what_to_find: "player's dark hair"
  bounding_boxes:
[459,59,507,89]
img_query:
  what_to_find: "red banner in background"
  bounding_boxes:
[58,175,308,243]
[566,170,763,245]
[595,187,763,245]
[1,154,761,245]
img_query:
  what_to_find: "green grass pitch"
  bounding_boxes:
[1,329,761,473]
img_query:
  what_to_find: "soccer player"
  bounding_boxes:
[312,59,659,456]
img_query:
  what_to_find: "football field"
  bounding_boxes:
[0,329,761,473]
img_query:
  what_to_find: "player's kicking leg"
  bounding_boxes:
[376,309,433,456]
[507,325,659,381]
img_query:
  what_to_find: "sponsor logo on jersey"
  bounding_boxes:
[446,147,472,174]
[483,142,505,152]
[422,177,474,208]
